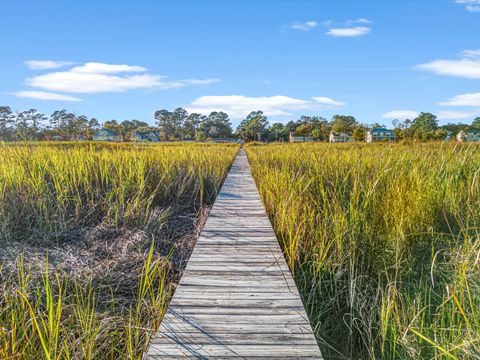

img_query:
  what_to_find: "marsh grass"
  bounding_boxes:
[246,142,480,359]
[0,141,238,359]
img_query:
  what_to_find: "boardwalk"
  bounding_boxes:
[145,149,322,359]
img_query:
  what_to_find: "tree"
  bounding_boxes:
[236,111,268,141]
[154,109,175,138]
[352,127,365,141]
[0,106,14,140]
[472,117,480,130]
[183,113,205,139]
[15,109,46,140]
[266,123,287,142]
[331,115,357,133]
[88,117,99,131]
[199,112,232,139]
[411,112,438,140]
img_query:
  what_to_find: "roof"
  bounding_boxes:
[95,128,117,136]
[370,128,393,133]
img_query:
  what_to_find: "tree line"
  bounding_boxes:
[1,105,479,142]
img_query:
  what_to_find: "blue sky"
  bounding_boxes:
[0,0,479,128]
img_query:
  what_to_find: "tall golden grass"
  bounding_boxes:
[246,142,480,359]
[0,141,238,359]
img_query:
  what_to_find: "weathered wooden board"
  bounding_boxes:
[144,149,322,359]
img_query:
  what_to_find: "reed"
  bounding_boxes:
[0,141,238,359]
[246,142,480,359]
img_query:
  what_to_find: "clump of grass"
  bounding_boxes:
[246,142,480,359]
[0,141,238,359]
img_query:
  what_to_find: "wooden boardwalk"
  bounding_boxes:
[145,149,322,359]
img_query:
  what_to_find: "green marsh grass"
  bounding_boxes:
[0,141,238,359]
[246,142,480,359]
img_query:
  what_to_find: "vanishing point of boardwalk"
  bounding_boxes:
[145,149,322,359]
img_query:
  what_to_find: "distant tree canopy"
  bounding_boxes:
[236,111,268,141]
[1,104,479,142]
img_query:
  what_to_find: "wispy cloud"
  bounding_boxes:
[438,92,480,106]
[291,21,318,31]
[16,61,220,101]
[326,26,371,37]
[24,60,74,70]
[69,62,146,74]
[436,110,479,120]
[416,49,480,79]
[186,95,345,119]
[382,110,419,120]
[180,78,221,85]
[13,90,82,102]
[312,96,345,106]
[346,18,372,25]
[454,0,480,12]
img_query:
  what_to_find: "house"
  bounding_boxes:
[212,138,240,143]
[133,131,160,142]
[365,128,396,143]
[289,132,314,143]
[329,131,353,143]
[92,128,122,141]
[456,130,480,142]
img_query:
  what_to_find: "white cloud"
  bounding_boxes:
[462,49,480,58]
[416,50,480,79]
[454,0,480,12]
[13,90,82,102]
[27,72,166,93]
[346,18,372,25]
[382,110,419,120]
[326,26,371,37]
[24,60,74,70]
[22,61,220,94]
[69,62,146,74]
[186,95,344,119]
[438,92,480,106]
[312,96,345,106]
[180,78,221,85]
[436,110,479,120]
[291,21,318,31]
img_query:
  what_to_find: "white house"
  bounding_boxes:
[329,131,353,143]
[289,132,314,143]
[365,128,396,143]
[456,130,480,142]
[92,128,122,141]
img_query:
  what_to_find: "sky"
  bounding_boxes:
[0,0,479,128]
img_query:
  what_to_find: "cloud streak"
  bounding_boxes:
[186,95,345,119]
[326,26,371,37]
[291,21,318,31]
[438,92,480,106]
[454,0,480,12]
[15,61,220,101]
[382,110,419,120]
[436,110,479,120]
[24,60,74,70]
[13,90,82,102]
[416,49,480,79]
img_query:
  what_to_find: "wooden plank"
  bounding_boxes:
[145,149,322,359]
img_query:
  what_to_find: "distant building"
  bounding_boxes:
[365,128,396,143]
[329,131,353,143]
[212,138,241,143]
[456,130,480,142]
[289,132,314,143]
[133,130,160,142]
[445,131,453,141]
[92,128,122,141]
[51,134,88,141]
